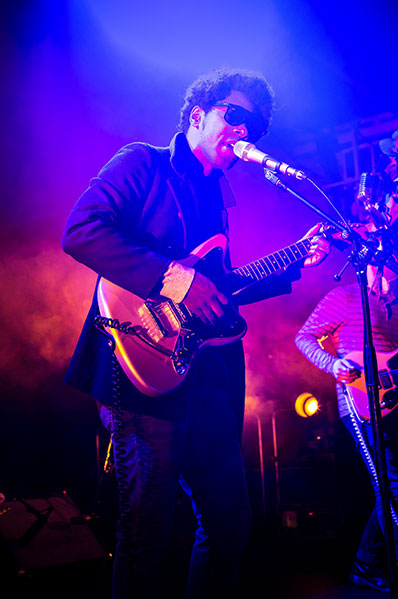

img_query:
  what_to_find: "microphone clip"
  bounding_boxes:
[263,168,288,190]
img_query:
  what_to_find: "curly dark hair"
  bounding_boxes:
[178,68,275,137]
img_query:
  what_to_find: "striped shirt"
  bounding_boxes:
[295,283,398,418]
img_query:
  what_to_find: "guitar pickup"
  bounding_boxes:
[379,369,394,390]
[143,302,169,337]
[168,301,190,325]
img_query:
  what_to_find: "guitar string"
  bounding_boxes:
[233,239,312,281]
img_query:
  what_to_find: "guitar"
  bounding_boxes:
[344,349,398,420]
[96,232,318,397]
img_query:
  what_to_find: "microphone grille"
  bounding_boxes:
[233,141,251,160]
[357,172,383,202]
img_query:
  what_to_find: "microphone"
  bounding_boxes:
[357,172,384,205]
[233,141,307,180]
[357,172,387,228]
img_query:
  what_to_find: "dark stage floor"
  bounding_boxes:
[1,551,392,599]
[1,509,393,599]
[2,566,393,599]
[0,384,392,598]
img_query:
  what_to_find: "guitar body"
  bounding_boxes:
[96,228,319,397]
[344,349,398,420]
[97,235,247,397]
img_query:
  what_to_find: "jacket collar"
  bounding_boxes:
[169,132,236,208]
[170,132,205,177]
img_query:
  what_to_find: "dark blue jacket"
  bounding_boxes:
[62,133,299,419]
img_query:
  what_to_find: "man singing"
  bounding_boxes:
[62,68,329,598]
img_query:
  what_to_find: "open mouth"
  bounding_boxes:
[224,140,238,152]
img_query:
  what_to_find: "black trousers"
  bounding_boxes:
[100,345,251,598]
[343,409,398,569]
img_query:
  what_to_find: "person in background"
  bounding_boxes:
[295,132,398,592]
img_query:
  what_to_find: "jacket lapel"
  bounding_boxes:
[167,132,236,251]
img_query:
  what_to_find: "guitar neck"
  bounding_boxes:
[227,238,312,294]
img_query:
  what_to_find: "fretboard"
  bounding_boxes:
[227,238,312,294]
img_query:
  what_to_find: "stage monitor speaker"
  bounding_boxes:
[0,494,108,574]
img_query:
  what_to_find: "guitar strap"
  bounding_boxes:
[94,314,180,360]
[106,353,132,523]
[345,390,398,527]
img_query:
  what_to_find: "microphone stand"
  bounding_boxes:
[264,168,398,598]
[350,238,398,599]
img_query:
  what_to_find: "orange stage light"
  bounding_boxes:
[295,392,319,418]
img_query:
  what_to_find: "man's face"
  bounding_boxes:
[194,90,255,173]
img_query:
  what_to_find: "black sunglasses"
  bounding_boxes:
[213,102,266,142]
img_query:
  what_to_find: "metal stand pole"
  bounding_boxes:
[263,170,398,597]
[355,257,398,599]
